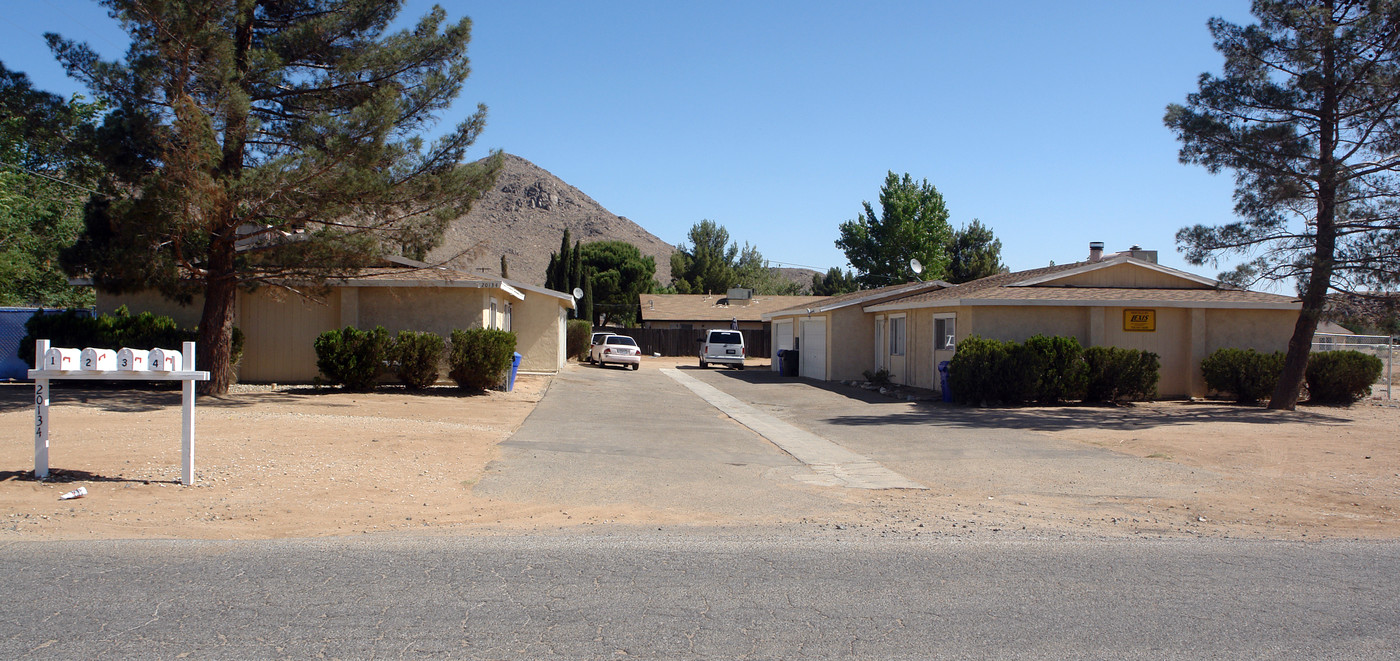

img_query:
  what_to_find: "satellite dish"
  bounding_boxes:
[572,287,583,300]
[909,258,923,275]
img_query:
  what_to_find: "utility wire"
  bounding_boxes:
[0,160,104,196]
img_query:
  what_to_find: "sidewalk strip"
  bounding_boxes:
[662,369,926,490]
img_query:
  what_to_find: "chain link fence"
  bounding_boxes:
[1312,332,1395,400]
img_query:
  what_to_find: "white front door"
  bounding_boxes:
[799,318,827,380]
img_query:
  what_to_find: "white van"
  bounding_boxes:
[699,330,746,369]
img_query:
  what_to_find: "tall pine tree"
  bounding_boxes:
[1166,0,1400,409]
[50,1,499,394]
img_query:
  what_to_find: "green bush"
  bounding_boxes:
[1084,346,1160,403]
[947,336,1019,404]
[391,330,445,390]
[1201,348,1285,404]
[448,328,518,390]
[1023,335,1088,403]
[566,319,592,360]
[19,306,243,371]
[313,325,391,392]
[1306,350,1383,405]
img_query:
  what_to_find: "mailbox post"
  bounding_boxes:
[29,339,209,485]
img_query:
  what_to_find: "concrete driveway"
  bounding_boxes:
[476,360,1218,534]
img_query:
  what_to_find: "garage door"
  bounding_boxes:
[799,318,826,380]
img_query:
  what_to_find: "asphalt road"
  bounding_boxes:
[1,533,1395,659]
[4,365,1396,658]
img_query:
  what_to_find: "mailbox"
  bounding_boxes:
[44,347,81,371]
[148,348,182,372]
[80,348,117,371]
[117,348,150,371]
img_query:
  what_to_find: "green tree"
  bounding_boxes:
[1165,0,1400,409]
[0,64,103,307]
[670,220,795,294]
[836,172,953,288]
[811,267,858,296]
[946,219,1004,283]
[581,240,655,326]
[50,1,499,394]
[670,220,739,294]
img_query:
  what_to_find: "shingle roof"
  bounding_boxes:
[764,279,951,318]
[864,257,1300,310]
[640,294,827,323]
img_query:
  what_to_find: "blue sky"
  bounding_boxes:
[4,1,1264,284]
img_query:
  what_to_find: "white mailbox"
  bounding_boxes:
[117,348,150,371]
[44,347,81,371]
[148,348,182,372]
[79,348,117,371]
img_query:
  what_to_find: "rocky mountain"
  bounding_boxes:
[427,153,675,288]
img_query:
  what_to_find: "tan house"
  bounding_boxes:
[96,259,575,383]
[638,289,826,332]
[764,249,1302,398]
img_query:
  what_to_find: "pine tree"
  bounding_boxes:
[49,1,499,394]
[1166,0,1400,409]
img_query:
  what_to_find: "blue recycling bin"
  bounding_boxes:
[508,352,522,391]
[937,360,952,402]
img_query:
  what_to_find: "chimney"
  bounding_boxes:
[1088,241,1104,263]
[1127,245,1158,264]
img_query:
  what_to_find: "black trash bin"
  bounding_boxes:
[780,349,799,376]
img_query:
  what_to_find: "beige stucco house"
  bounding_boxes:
[764,250,1302,398]
[96,259,575,383]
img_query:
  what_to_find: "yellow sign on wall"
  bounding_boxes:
[1124,309,1156,332]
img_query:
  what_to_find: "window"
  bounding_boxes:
[609,336,637,347]
[935,315,956,350]
[489,298,499,329]
[889,316,906,356]
[504,302,512,332]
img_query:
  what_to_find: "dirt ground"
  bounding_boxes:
[1,357,1397,541]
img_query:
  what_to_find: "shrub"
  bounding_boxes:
[1023,334,1088,403]
[391,330,445,390]
[1306,350,1384,405]
[313,325,391,392]
[19,306,243,371]
[1084,346,1160,403]
[566,319,592,360]
[947,336,1018,404]
[861,368,892,385]
[1201,348,1285,404]
[448,328,517,390]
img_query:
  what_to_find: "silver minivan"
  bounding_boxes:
[699,330,746,369]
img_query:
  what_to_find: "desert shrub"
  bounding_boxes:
[391,330,445,390]
[861,367,893,385]
[1084,346,1160,403]
[947,336,1019,404]
[1201,348,1285,404]
[448,328,517,390]
[567,319,592,360]
[1024,335,1088,403]
[19,306,243,370]
[313,325,391,392]
[1306,350,1384,405]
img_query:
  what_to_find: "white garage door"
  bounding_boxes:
[799,318,826,380]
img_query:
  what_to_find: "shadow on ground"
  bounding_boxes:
[0,468,177,484]
[699,364,1359,433]
[0,382,495,414]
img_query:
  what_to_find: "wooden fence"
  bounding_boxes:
[597,327,771,358]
